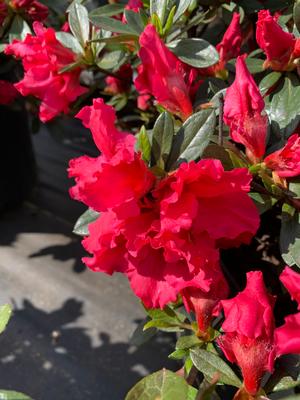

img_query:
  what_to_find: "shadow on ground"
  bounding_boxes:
[0,299,176,400]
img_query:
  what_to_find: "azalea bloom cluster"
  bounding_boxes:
[5,22,87,122]
[69,98,259,328]
[219,268,300,396]
[224,55,300,181]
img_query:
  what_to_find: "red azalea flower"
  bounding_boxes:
[104,64,132,95]
[224,55,267,163]
[256,10,300,71]
[219,270,300,396]
[5,22,87,122]
[0,80,19,105]
[155,159,260,248]
[69,100,260,309]
[275,313,300,356]
[218,271,277,396]
[134,24,201,120]
[279,267,300,309]
[264,134,300,178]
[12,0,48,21]
[204,13,242,78]
[181,261,229,336]
[69,98,155,218]
[275,267,300,355]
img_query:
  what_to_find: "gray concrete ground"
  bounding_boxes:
[0,126,175,400]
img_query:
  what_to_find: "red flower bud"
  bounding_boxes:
[256,10,296,71]
[134,24,201,120]
[218,271,276,396]
[224,56,267,163]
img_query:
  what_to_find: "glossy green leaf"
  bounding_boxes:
[259,72,282,96]
[9,16,31,42]
[125,369,198,400]
[130,318,157,347]
[136,126,152,163]
[150,0,169,25]
[173,0,191,22]
[167,109,216,170]
[124,10,145,34]
[175,335,202,350]
[167,38,219,68]
[152,112,174,169]
[266,74,300,138]
[249,192,277,214]
[244,56,264,74]
[280,207,300,268]
[97,50,127,71]
[56,32,83,54]
[202,144,233,170]
[0,305,12,335]
[144,306,186,332]
[168,348,188,360]
[190,348,242,388]
[289,180,300,198]
[89,15,137,35]
[73,208,100,237]
[89,4,125,18]
[68,2,90,46]
[294,0,300,33]
[0,390,32,400]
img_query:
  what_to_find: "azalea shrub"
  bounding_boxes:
[1,0,300,399]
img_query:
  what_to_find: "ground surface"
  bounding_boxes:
[0,126,175,400]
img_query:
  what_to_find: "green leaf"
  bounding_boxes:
[130,318,157,347]
[259,72,282,96]
[144,306,186,332]
[175,335,202,350]
[173,0,192,22]
[167,109,216,170]
[152,112,174,169]
[244,56,264,74]
[280,207,300,268]
[89,15,137,35]
[289,179,300,198]
[136,126,152,163]
[226,149,248,168]
[56,32,83,54]
[0,390,32,400]
[266,74,300,138]
[97,50,127,71]
[0,305,12,335]
[168,348,188,360]
[150,0,170,26]
[124,10,145,34]
[167,39,219,68]
[89,4,125,18]
[202,144,233,170]
[249,192,277,214]
[125,369,198,400]
[68,2,90,46]
[73,208,100,237]
[9,16,31,42]
[190,348,242,388]
[294,0,300,33]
